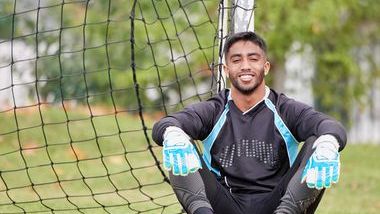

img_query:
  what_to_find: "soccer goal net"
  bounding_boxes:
[0,0,253,213]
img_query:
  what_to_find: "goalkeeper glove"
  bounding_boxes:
[301,135,340,189]
[162,126,202,176]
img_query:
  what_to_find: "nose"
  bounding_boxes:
[240,58,251,71]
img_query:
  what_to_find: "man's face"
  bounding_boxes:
[224,40,270,95]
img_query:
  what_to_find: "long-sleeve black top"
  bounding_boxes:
[152,88,347,193]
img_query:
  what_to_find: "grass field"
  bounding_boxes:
[317,143,380,214]
[0,106,379,213]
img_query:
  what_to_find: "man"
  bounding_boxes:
[152,31,347,214]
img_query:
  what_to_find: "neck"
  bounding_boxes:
[231,84,266,112]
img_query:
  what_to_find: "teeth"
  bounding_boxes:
[239,74,253,81]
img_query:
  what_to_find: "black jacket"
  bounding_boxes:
[152,88,347,193]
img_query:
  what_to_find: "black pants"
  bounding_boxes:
[169,136,324,214]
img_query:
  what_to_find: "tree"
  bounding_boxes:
[255,0,380,126]
[0,0,220,112]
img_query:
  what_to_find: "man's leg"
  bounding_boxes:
[273,167,324,214]
[273,136,324,214]
[169,171,213,214]
[253,137,324,214]
[169,159,242,214]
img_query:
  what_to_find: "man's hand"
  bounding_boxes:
[301,135,340,189]
[162,126,202,176]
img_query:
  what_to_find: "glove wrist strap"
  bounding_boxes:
[164,126,188,138]
[313,134,339,151]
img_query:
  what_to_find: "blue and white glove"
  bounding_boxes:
[301,135,340,189]
[162,126,202,176]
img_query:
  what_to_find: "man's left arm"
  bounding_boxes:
[281,98,347,189]
[283,98,347,150]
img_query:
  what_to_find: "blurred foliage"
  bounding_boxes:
[1,0,380,126]
[0,0,219,113]
[255,0,380,125]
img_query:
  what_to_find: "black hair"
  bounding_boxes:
[223,31,267,57]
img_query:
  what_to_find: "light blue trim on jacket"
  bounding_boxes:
[202,92,299,177]
[264,98,299,166]
[202,93,231,177]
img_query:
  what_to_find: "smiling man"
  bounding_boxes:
[152,31,347,214]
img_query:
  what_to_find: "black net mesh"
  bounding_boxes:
[0,0,254,213]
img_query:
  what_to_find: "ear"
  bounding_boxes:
[264,61,270,76]
[223,64,229,78]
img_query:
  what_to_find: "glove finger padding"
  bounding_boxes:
[163,149,173,171]
[162,127,202,176]
[303,167,317,189]
[187,149,202,173]
[179,153,188,176]
[316,165,325,189]
[324,165,332,188]
[332,160,340,183]
[301,135,341,189]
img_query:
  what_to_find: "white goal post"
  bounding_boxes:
[218,0,255,90]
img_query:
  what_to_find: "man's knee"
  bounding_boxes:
[275,136,324,214]
[275,188,323,214]
[169,171,213,214]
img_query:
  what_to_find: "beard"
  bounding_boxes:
[229,67,265,95]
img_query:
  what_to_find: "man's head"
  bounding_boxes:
[223,31,267,60]
[223,31,270,95]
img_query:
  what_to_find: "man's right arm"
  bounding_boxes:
[152,96,224,146]
[152,95,224,176]
[152,115,183,146]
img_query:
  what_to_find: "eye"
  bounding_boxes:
[231,57,241,63]
[249,56,259,61]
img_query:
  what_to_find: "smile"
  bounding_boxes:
[238,74,254,81]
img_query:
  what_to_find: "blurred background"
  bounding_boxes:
[0,0,379,213]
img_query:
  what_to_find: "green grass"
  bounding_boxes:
[317,144,380,214]
[0,106,181,213]
[1,106,379,213]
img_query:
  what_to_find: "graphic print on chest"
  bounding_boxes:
[219,138,278,168]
